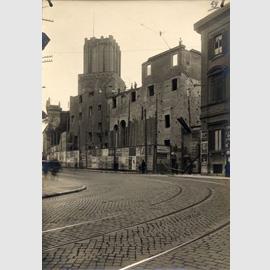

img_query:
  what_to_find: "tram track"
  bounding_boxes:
[119,221,230,270]
[43,186,213,252]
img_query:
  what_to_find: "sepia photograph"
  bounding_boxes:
[42,0,230,269]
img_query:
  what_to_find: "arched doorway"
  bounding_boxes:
[120,120,127,147]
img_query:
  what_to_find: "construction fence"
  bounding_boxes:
[47,145,172,172]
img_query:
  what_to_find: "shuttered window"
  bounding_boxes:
[209,129,224,152]
[208,31,229,59]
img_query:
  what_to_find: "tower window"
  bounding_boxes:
[165,114,170,128]
[146,64,151,76]
[172,54,178,66]
[79,95,83,103]
[148,85,155,96]
[172,78,178,91]
[112,97,117,108]
[131,91,136,102]
[98,104,102,111]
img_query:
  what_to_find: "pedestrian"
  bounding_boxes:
[225,160,230,177]
[141,160,146,174]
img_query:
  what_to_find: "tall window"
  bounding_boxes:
[79,112,82,120]
[112,97,117,108]
[89,106,92,117]
[88,132,92,142]
[209,129,224,151]
[131,91,136,102]
[172,54,178,66]
[165,114,170,128]
[208,71,226,102]
[214,129,222,151]
[148,85,154,96]
[79,95,82,103]
[98,104,102,111]
[146,64,151,76]
[172,78,178,91]
[98,122,102,130]
[214,34,223,55]
[71,115,75,123]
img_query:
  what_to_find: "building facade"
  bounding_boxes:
[46,35,202,172]
[42,98,70,160]
[108,41,202,172]
[194,4,230,176]
[69,35,126,154]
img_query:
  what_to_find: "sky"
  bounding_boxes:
[42,0,213,111]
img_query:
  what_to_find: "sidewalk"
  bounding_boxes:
[63,168,229,180]
[168,174,229,180]
[42,174,86,198]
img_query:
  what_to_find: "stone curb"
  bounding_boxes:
[172,174,230,180]
[42,185,87,199]
[62,168,229,180]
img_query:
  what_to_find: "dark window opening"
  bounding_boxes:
[208,71,226,103]
[165,114,171,128]
[79,95,82,103]
[131,91,136,102]
[79,112,82,120]
[74,136,78,148]
[172,78,178,91]
[98,122,102,130]
[98,104,102,111]
[88,132,92,142]
[148,85,154,96]
[71,115,74,122]
[164,139,171,146]
[112,97,117,108]
[213,164,223,174]
[89,91,94,97]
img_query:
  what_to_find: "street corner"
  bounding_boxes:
[42,174,86,198]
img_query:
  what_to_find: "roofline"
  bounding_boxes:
[194,3,230,33]
[143,45,200,65]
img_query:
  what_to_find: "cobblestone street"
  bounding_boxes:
[42,170,229,269]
